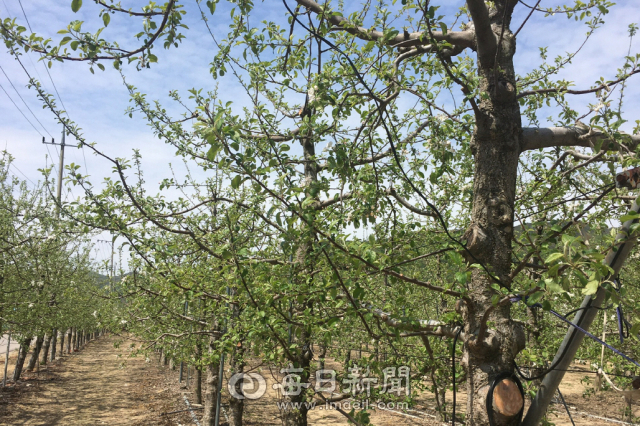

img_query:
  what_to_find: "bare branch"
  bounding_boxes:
[316,191,354,209]
[466,0,496,65]
[517,69,640,99]
[521,126,640,152]
[386,187,436,218]
[360,301,463,338]
[394,43,465,68]
[295,0,474,49]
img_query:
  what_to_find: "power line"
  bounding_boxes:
[13,0,90,180]
[17,0,70,118]
[9,162,37,187]
[0,64,52,138]
[0,82,43,137]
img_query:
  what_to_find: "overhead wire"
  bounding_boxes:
[0,64,52,138]
[11,0,91,181]
[9,162,37,187]
[0,82,43,137]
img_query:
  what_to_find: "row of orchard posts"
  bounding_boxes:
[4,328,107,385]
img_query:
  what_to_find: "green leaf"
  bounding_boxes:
[620,213,640,223]
[70,41,79,50]
[455,271,467,284]
[231,175,242,189]
[102,13,110,27]
[582,280,599,295]
[544,278,564,294]
[97,63,105,71]
[545,252,564,263]
[206,0,216,14]
[439,22,447,35]
[71,0,82,13]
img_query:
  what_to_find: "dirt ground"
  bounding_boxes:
[0,336,638,425]
[0,335,193,425]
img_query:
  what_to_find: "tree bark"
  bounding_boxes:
[228,340,245,426]
[72,328,77,351]
[12,336,32,382]
[202,332,220,426]
[26,334,44,372]
[66,329,72,354]
[59,330,65,357]
[281,329,312,426]
[194,331,204,405]
[40,333,52,366]
[50,328,57,361]
[461,1,525,424]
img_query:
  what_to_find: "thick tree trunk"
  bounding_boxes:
[317,344,326,372]
[195,366,203,405]
[461,2,525,424]
[26,334,44,372]
[279,127,317,426]
[202,333,220,426]
[12,336,32,382]
[40,333,53,366]
[281,330,312,426]
[228,340,245,426]
[66,329,71,354]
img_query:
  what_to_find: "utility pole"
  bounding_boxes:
[42,127,67,212]
[42,125,74,362]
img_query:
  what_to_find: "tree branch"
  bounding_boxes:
[521,126,640,152]
[3,0,176,62]
[386,187,436,218]
[94,0,167,16]
[466,0,496,66]
[517,69,640,99]
[295,0,474,49]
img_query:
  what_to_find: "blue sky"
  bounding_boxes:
[0,0,638,267]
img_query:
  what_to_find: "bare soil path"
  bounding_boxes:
[1,336,638,425]
[0,336,191,426]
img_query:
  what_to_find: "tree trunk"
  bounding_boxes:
[461,2,525,424]
[26,334,44,372]
[50,328,57,361]
[228,340,245,426]
[317,344,326,372]
[41,332,52,365]
[59,330,65,357]
[66,329,71,353]
[202,333,220,426]
[281,329,312,426]
[12,336,32,382]
[278,124,318,426]
[195,337,203,405]
[72,328,77,351]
